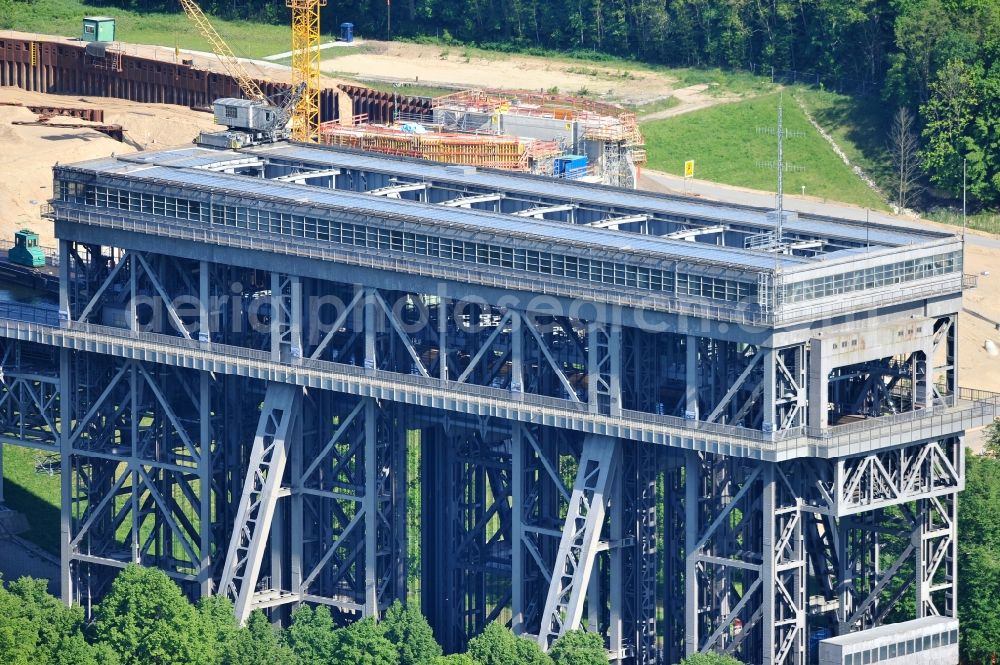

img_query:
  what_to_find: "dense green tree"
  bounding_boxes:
[958,454,1000,663]
[225,610,298,665]
[514,634,554,665]
[330,616,400,665]
[466,622,552,665]
[678,653,744,665]
[921,58,980,194]
[984,418,1000,458]
[0,578,50,665]
[381,600,443,664]
[197,594,239,665]
[0,576,116,665]
[93,565,208,665]
[435,655,477,665]
[548,630,607,665]
[285,604,339,665]
[466,623,519,665]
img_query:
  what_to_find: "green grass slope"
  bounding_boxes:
[2,0,293,59]
[3,446,61,554]
[641,92,888,210]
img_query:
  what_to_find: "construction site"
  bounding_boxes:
[2,4,1000,665]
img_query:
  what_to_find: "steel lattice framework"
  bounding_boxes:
[0,142,993,665]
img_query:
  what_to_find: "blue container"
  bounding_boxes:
[554,155,588,179]
[340,22,354,43]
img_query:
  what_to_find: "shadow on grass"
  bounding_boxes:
[4,478,60,555]
[806,91,896,186]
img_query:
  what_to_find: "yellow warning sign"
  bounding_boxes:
[684,160,695,178]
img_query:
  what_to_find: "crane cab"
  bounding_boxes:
[199,98,290,148]
[9,229,46,268]
[213,98,281,132]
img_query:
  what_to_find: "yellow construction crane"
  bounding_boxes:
[178,0,267,103]
[287,0,326,142]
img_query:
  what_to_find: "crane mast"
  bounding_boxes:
[287,0,326,142]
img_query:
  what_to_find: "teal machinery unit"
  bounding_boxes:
[9,229,46,268]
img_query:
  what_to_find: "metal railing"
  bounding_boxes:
[51,203,778,327]
[1,301,996,457]
[0,301,60,326]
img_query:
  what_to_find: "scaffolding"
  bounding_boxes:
[319,121,562,171]
[430,88,646,185]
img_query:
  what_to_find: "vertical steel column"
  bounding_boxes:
[685,336,699,420]
[808,337,830,429]
[198,260,211,346]
[510,312,524,395]
[365,288,377,372]
[364,397,379,616]
[762,348,777,432]
[59,347,73,605]
[198,371,213,597]
[915,492,958,619]
[762,464,806,665]
[684,450,700,657]
[438,298,449,382]
[511,423,525,635]
[422,418,513,653]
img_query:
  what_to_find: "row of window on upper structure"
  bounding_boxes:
[57,180,759,303]
[841,628,957,665]
[781,252,960,304]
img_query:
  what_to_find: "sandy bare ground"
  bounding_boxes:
[0,87,218,246]
[959,244,1000,394]
[2,29,746,116]
[324,40,682,105]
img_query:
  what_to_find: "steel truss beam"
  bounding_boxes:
[538,434,620,649]
[835,437,963,515]
[0,340,61,450]
[61,352,219,607]
[220,382,302,623]
[423,416,514,653]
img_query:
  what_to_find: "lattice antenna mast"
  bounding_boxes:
[754,94,804,250]
[178,0,266,102]
[776,97,785,242]
[287,0,326,143]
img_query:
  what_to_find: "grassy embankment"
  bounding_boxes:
[641,91,889,210]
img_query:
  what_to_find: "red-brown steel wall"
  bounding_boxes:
[0,37,431,123]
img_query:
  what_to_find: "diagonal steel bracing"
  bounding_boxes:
[537,434,620,650]
[219,382,302,624]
